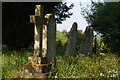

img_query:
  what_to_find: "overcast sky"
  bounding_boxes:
[57,0,92,32]
[57,0,103,32]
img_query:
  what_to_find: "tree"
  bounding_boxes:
[2,2,74,50]
[80,1,120,54]
[52,2,74,23]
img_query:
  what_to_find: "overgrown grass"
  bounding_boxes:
[54,54,120,78]
[2,48,33,78]
[2,47,120,78]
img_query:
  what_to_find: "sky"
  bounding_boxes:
[57,0,91,32]
[57,0,101,32]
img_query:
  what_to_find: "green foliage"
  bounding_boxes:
[56,30,68,46]
[53,2,74,23]
[56,30,68,56]
[93,35,111,53]
[81,1,120,54]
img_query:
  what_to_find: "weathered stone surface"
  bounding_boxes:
[30,5,56,61]
[79,26,93,54]
[26,5,56,78]
[42,14,56,62]
[28,56,47,64]
[24,63,52,73]
[65,22,78,56]
[19,57,52,78]
[30,5,44,57]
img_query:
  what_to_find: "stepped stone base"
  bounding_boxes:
[28,56,48,64]
[19,56,52,78]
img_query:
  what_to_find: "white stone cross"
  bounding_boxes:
[30,5,46,57]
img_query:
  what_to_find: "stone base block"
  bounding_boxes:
[28,56,48,64]
[24,63,52,73]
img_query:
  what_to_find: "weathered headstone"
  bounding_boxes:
[20,5,56,78]
[79,26,93,54]
[30,5,56,62]
[64,22,78,56]
[42,14,56,62]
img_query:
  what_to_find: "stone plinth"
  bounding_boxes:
[20,56,52,78]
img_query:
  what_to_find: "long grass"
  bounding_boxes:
[2,48,33,78]
[54,53,120,78]
[1,47,120,78]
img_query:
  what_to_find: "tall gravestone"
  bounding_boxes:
[79,26,93,54]
[65,22,78,56]
[42,14,56,62]
[30,5,56,62]
[20,5,56,78]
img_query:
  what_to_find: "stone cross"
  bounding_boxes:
[30,5,56,62]
[65,22,78,56]
[79,26,93,54]
[20,5,56,78]
[30,5,46,57]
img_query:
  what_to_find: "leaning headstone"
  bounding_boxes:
[79,26,93,54]
[64,22,78,56]
[42,14,56,62]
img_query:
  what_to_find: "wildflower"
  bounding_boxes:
[108,70,119,78]
[112,70,115,72]
[100,73,104,77]
[55,75,58,78]
[38,61,41,64]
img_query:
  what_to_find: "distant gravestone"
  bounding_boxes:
[79,26,93,54]
[65,22,78,56]
[42,14,56,62]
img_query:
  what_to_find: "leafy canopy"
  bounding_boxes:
[80,1,120,54]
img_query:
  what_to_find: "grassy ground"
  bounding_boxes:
[0,53,2,79]
[1,48,120,78]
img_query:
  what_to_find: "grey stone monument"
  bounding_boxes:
[65,22,78,56]
[79,26,93,54]
[20,5,56,78]
[42,14,56,62]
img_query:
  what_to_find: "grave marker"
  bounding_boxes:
[30,5,45,57]
[42,14,56,62]
[65,22,78,56]
[20,5,56,78]
[79,26,93,54]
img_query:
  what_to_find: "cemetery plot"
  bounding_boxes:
[20,5,56,78]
